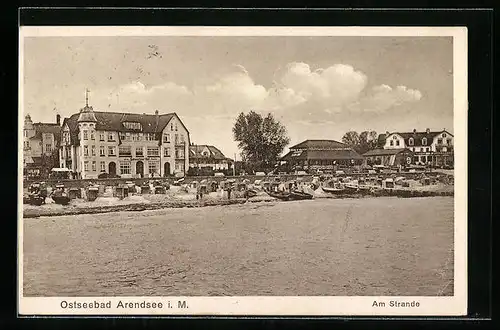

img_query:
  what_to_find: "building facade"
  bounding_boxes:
[189,145,233,171]
[383,129,454,167]
[23,114,61,178]
[362,148,414,167]
[59,104,190,179]
[280,139,364,172]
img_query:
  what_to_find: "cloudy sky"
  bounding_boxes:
[23,36,453,158]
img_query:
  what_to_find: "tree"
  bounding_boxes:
[341,131,360,150]
[358,130,379,154]
[342,130,379,154]
[233,111,290,171]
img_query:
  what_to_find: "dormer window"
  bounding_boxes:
[422,138,427,146]
[122,122,142,130]
[409,138,414,146]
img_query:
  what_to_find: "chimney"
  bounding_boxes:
[155,110,159,116]
[385,131,389,136]
[56,114,61,125]
[426,128,430,134]
[413,129,417,134]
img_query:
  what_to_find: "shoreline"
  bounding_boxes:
[23,189,453,218]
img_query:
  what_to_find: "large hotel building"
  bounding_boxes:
[59,102,190,179]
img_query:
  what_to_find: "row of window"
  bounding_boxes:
[80,130,187,144]
[82,145,184,158]
[390,137,453,147]
[82,160,160,174]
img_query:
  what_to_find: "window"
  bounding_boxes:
[91,161,96,172]
[422,138,427,146]
[108,146,116,156]
[408,138,414,146]
[84,145,89,156]
[147,147,159,157]
[148,161,159,174]
[163,134,170,143]
[108,132,115,141]
[99,132,105,141]
[84,161,89,171]
[120,161,131,174]
[180,134,184,143]
[446,138,452,145]
[45,144,52,152]
[100,161,106,172]
[83,130,88,140]
[99,146,105,156]
[174,134,179,144]
[122,122,142,130]
[396,140,400,146]
[135,147,144,157]
[91,145,96,156]
[119,146,132,157]
[145,133,155,141]
[442,133,446,138]
[390,140,394,146]
[437,138,443,145]
[171,123,174,131]
[90,131,95,140]
[164,147,170,157]
[119,132,126,141]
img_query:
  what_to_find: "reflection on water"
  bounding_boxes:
[23,197,454,297]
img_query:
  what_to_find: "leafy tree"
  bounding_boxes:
[358,130,379,154]
[233,111,290,171]
[343,130,379,154]
[341,131,360,150]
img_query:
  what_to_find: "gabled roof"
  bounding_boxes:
[281,149,363,161]
[31,123,61,141]
[363,148,413,157]
[290,139,348,150]
[61,110,182,145]
[189,145,227,160]
[388,130,453,147]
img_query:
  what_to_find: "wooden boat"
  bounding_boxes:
[321,186,346,194]
[344,184,359,193]
[52,194,70,205]
[267,191,291,201]
[246,189,258,198]
[28,194,45,206]
[290,190,314,200]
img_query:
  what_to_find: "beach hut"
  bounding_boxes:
[115,185,129,200]
[68,187,81,199]
[125,181,137,194]
[87,186,99,201]
[383,178,395,189]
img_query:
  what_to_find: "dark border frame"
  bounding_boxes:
[3,6,493,328]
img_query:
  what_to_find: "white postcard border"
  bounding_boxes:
[18,26,468,316]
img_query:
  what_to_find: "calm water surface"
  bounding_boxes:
[23,197,454,296]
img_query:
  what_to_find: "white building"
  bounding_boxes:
[59,103,190,179]
[383,128,454,166]
[189,145,233,171]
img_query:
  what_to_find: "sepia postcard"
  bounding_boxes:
[18,26,467,316]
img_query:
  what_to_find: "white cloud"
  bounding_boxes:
[350,84,423,112]
[92,62,422,125]
[279,62,367,104]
